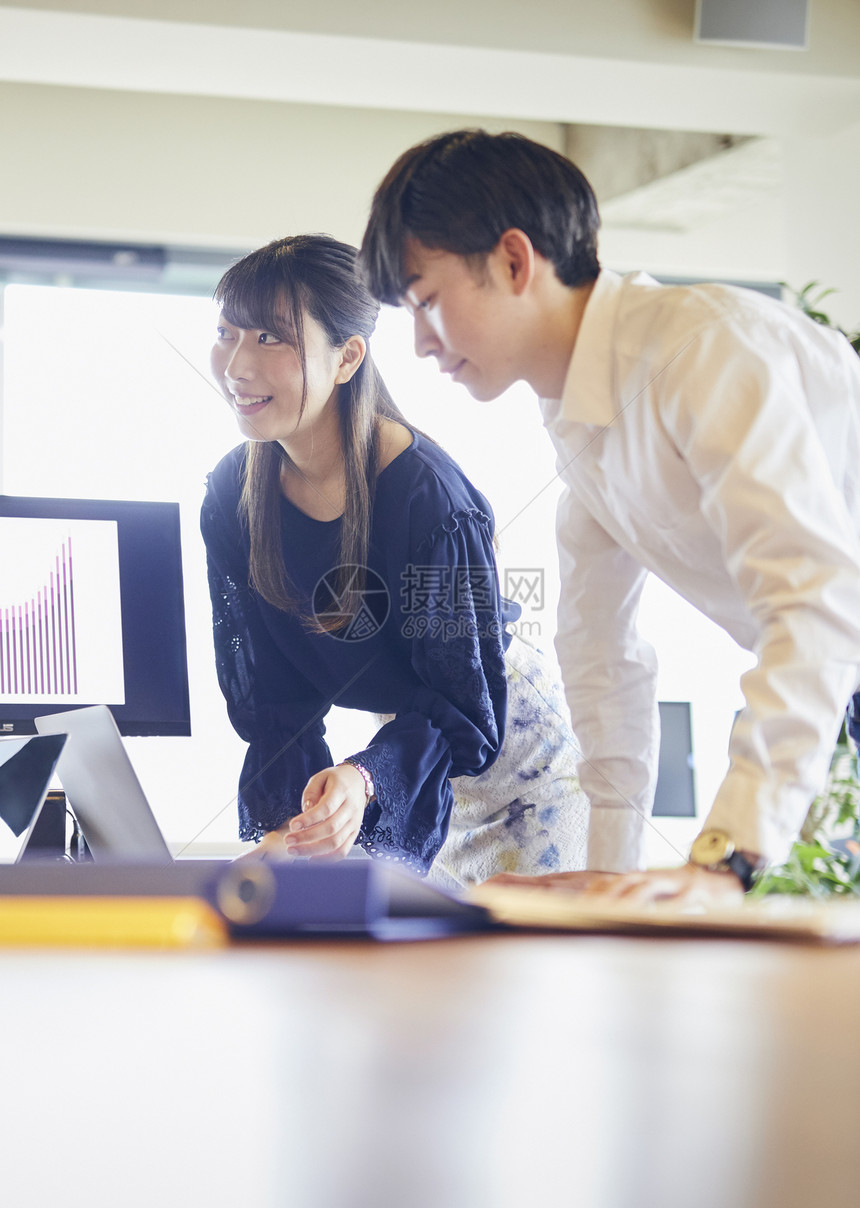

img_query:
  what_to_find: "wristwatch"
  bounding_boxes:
[688,829,764,893]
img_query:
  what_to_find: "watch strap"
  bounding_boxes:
[689,829,764,893]
[724,850,760,893]
[339,758,376,805]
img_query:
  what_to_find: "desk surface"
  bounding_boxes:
[1,931,857,1208]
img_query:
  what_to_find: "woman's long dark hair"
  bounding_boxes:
[214,234,411,630]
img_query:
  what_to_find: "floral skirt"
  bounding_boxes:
[427,633,589,891]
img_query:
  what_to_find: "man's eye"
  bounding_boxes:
[215,326,232,339]
[418,295,435,311]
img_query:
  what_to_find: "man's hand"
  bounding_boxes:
[258,764,368,861]
[481,870,619,892]
[583,863,745,907]
[481,864,745,907]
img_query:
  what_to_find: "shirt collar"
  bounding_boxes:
[555,268,649,426]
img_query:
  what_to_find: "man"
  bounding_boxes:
[359,128,860,905]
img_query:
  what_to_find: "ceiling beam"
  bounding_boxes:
[0,7,858,137]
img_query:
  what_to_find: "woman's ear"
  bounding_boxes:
[335,335,367,384]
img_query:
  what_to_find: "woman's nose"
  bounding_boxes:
[222,335,256,382]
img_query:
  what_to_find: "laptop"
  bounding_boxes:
[0,732,68,861]
[24,704,493,939]
[35,705,172,863]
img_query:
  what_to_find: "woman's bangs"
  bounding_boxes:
[216,260,300,345]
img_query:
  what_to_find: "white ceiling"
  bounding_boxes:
[600,136,783,232]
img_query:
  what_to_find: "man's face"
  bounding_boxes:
[400,239,524,402]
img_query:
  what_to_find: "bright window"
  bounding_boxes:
[0,252,754,863]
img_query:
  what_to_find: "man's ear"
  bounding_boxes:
[335,335,367,384]
[495,228,536,296]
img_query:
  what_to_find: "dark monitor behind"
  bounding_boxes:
[653,701,696,817]
[0,495,190,736]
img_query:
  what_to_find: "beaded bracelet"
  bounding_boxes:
[339,758,376,805]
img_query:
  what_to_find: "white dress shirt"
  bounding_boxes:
[540,268,860,871]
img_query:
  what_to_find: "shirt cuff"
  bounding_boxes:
[703,767,813,866]
[586,805,648,872]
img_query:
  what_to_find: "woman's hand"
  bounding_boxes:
[258,764,368,861]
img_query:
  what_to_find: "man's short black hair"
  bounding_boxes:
[359,128,601,304]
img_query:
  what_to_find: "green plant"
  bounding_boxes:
[751,721,860,898]
[782,281,860,355]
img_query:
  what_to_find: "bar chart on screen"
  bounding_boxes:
[1,517,125,704]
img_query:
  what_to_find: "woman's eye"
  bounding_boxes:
[418,295,434,311]
[215,326,233,340]
[258,332,282,345]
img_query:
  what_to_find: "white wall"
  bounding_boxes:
[0,81,563,248]
[785,119,860,331]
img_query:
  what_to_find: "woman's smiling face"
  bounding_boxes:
[210,309,344,445]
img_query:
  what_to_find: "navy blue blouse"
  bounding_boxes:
[200,432,520,874]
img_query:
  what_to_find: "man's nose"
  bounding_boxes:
[413,311,441,360]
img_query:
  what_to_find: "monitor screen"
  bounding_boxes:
[0,495,191,736]
[652,701,696,817]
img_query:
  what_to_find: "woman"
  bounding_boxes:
[201,234,588,887]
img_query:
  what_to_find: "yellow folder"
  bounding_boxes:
[0,895,227,949]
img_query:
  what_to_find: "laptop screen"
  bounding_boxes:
[34,705,172,863]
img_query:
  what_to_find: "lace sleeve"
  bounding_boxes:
[201,480,332,841]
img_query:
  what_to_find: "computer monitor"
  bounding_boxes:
[0,494,190,736]
[653,701,696,817]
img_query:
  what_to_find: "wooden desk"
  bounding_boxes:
[0,932,857,1208]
